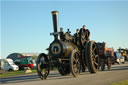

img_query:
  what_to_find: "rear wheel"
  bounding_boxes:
[36,53,50,80]
[58,62,70,76]
[122,62,125,64]
[85,41,99,73]
[70,50,80,77]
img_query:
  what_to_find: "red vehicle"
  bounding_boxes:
[19,56,35,69]
[97,42,114,71]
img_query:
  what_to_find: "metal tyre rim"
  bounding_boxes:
[85,41,99,73]
[91,43,99,71]
[37,53,49,80]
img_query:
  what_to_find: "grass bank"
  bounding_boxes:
[0,70,37,78]
[111,80,128,85]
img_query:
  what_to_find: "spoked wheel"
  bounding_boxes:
[36,53,50,80]
[58,63,70,76]
[85,41,99,73]
[70,50,80,77]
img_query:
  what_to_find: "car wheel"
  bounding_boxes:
[8,69,13,71]
[122,62,125,64]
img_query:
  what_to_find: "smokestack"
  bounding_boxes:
[51,11,59,39]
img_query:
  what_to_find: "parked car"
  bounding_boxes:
[114,52,125,64]
[0,59,19,71]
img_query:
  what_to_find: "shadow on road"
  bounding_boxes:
[0,74,40,84]
[0,72,73,84]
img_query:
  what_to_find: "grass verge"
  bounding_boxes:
[111,80,128,85]
[0,70,37,78]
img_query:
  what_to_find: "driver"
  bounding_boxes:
[80,25,90,41]
[60,27,65,41]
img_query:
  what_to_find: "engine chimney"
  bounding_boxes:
[51,11,59,39]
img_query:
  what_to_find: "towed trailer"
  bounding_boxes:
[97,42,114,71]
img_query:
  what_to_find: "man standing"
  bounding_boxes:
[74,29,79,37]
[74,29,80,45]
[79,25,90,72]
[60,27,65,41]
[82,25,90,40]
[60,27,64,32]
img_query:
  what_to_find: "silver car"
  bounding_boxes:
[114,52,125,64]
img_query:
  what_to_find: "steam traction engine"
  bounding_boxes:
[36,11,99,80]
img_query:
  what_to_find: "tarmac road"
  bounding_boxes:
[0,62,128,85]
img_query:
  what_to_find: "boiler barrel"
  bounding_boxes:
[49,40,75,58]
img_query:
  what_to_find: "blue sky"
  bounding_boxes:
[1,0,128,58]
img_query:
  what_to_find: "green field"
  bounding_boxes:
[111,80,128,85]
[0,70,37,78]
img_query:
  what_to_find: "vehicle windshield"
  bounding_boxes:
[116,52,122,58]
[20,56,34,64]
[8,61,15,65]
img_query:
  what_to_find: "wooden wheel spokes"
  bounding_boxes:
[74,54,79,63]
[93,60,99,66]
[70,50,80,77]
[91,43,99,69]
[92,45,96,53]
[85,41,99,73]
[73,53,80,74]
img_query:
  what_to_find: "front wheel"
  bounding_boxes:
[36,53,50,80]
[85,41,99,73]
[8,69,13,71]
[122,62,125,64]
[70,50,80,77]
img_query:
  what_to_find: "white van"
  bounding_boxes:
[0,59,19,71]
